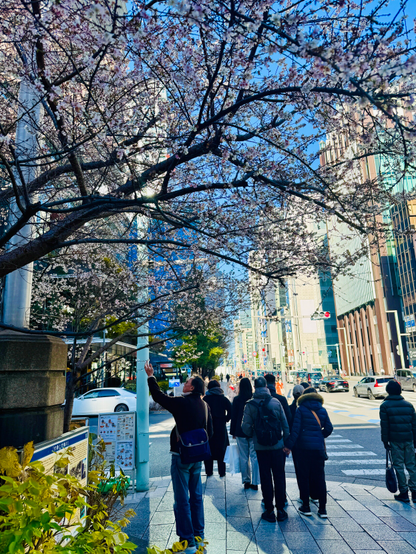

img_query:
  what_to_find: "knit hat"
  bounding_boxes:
[386,379,401,395]
[208,379,221,389]
[302,387,317,395]
[254,376,268,389]
[293,385,304,397]
[300,382,310,389]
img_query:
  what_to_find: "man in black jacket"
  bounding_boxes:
[380,379,416,502]
[145,361,213,554]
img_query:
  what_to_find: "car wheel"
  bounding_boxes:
[367,388,374,400]
[353,387,358,397]
[413,384,416,393]
[115,403,129,412]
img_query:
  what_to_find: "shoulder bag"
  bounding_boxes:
[176,401,211,464]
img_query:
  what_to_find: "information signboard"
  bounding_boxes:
[30,427,89,522]
[169,378,181,387]
[98,411,135,470]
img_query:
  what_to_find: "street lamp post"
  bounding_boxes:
[326,343,342,374]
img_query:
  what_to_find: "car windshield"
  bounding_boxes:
[376,378,393,383]
[310,373,322,379]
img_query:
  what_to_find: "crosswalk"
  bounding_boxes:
[309,390,416,425]
[285,433,386,476]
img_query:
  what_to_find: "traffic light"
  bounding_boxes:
[311,311,331,320]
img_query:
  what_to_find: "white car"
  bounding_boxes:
[353,377,394,399]
[72,388,136,416]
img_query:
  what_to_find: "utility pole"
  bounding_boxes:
[2,80,42,327]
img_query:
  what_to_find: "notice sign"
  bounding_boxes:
[169,379,180,387]
[98,412,136,470]
[30,427,89,523]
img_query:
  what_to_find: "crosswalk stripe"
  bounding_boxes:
[326,444,363,449]
[325,451,377,456]
[342,469,385,475]
[286,459,385,466]
[325,439,352,443]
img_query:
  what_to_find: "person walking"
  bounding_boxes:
[203,380,232,477]
[264,373,292,427]
[230,377,260,490]
[226,374,230,383]
[289,385,304,428]
[380,380,416,502]
[284,387,333,519]
[145,362,213,554]
[242,376,290,522]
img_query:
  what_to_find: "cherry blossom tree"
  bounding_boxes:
[0,0,415,297]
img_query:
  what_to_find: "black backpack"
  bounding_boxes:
[251,395,282,446]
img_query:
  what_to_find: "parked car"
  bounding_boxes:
[353,377,394,399]
[72,388,137,416]
[395,369,416,392]
[319,376,349,393]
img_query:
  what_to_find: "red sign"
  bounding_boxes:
[160,363,173,368]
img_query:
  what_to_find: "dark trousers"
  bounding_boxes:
[204,458,226,477]
[296,450,326,510]
[292,448,318,499]
[256,449,286,511]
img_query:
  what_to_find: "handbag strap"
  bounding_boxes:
[311,409,322,428]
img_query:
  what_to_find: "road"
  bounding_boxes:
[148,384,416,487]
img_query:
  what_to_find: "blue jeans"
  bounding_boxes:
[171,454,204,547]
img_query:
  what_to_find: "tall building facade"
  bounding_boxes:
[321,136,406,375]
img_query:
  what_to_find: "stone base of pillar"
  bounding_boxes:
[0,330,67,448]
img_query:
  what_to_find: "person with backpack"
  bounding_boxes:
[380,379,416,502]
[145,362,213,554]
[230,377,260,490]
[203,380,232,477]
[264,373,291,426]
[283,387,333,519]
[241,376,290,522]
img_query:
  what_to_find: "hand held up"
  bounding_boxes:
[145,360,154,377]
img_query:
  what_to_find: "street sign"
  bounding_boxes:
[169,379,181,387]
[252,351,257,357]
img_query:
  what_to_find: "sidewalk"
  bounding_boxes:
[123,473,416,554]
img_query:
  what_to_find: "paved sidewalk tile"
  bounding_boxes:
[125,477,416,553]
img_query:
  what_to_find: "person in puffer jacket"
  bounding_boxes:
[284,387,333,519]
[380,379,416,503]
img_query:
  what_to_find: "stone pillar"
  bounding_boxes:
[360,307,372,375]
[349,313,360,375]
[367,305,381,375]
[0,331,67,448]
[354,310,367,375]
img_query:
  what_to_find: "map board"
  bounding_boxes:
[98,411,135,470]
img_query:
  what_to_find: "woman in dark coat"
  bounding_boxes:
[203,379,232,477]
[230,377,260,490]
[284,387,333,518]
